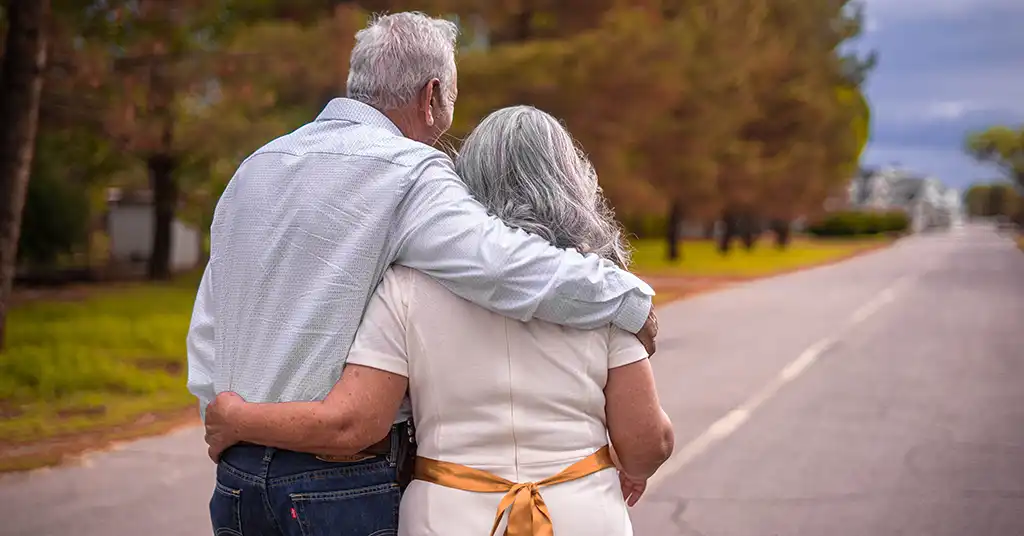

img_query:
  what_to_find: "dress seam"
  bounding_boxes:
[503,318,520,481]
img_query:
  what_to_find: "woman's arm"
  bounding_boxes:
[205,268,414,462]
[205,365,407,461]
[605,330,674,481]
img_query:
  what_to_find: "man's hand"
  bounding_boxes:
[636,306,658,357]
[205,392,246,463]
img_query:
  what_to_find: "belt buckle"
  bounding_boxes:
[315,454,375,463]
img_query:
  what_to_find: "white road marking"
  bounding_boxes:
[647,275,914,492]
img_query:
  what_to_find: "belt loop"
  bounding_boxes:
[261,447,275,481]
[388,423,400,465]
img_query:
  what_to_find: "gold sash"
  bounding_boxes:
[413,445,614,536]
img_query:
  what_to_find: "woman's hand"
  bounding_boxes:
[618,472,647,507]
[205,392,247,463]
[610,443,647,506]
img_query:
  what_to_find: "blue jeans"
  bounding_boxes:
[210,431,403,536]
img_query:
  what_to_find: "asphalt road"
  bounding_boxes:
[1,224,1021,536]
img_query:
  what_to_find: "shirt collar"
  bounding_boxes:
[315,98,404,137]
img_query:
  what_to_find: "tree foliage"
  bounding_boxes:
[12,0,874,288]
[965,126,1024,190]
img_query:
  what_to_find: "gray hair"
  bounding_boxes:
[455,106,632,268]
[346,12,459,111]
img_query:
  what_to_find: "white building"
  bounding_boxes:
[847,166,963,232]
[105,188,202,273]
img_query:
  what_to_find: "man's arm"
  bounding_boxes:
[392,154,655,334]
[186,263,217,419]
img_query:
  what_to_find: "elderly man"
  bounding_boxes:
[187,11,657,536]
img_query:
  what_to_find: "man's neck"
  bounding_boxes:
[382,106,420,140]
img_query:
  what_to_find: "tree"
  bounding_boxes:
[47,0,264,280]
[965,126,1024,190]
[739,0,872,251]
[0,0,49,349]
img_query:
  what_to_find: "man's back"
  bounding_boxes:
[206,100,433,405]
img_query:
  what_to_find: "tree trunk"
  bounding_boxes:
[739,211,757,251]
[666,200,683,261]
[147,153,177,280]
[718,209,736,255]
[772,219,791,249]
[0,0,48,350]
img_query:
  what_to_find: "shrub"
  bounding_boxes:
[808,210,908,237]
[879,211,910,233]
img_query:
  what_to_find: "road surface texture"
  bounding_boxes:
[1,225,1021,536]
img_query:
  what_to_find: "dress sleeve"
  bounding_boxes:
[608,326,650,369]
[346,267,412,378]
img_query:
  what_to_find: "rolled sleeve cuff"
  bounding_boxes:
[613,290,654,334]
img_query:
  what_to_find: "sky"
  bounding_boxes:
[856,0,1024,190]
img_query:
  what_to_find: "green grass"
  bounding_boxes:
[630,237,890,278]
[1,275,201,444]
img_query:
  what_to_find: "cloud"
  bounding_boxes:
[871,106,1024,148]
[922,100,981,120]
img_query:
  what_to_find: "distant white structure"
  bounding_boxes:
[847,166,963,232]
[105,188,202,273]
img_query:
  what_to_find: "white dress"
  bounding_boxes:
[347,266,649,536]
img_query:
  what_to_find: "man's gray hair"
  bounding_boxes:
[456,106,632,268]
[347,12,459,111]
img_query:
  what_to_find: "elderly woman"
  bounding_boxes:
[204,106,674,535]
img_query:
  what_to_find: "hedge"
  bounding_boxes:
[808,210,909,237]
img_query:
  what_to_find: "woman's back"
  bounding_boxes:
[355,266,646,535]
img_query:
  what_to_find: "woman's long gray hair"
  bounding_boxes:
[455,106,631,268]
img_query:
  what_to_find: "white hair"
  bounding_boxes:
[455,106,632,268]
[346,12,459,111]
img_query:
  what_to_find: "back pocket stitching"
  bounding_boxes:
[290,484,399,536]
[212,482,242,535]
[289,482,398,502]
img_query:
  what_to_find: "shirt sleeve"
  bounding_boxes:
[346,267,411,378]
[608,326,650,369]
[186,263,217,420]
[391,153,655,333]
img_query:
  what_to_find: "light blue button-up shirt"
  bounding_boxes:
[186,98,654,418]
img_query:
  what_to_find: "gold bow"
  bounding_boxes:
[414,446,614,536]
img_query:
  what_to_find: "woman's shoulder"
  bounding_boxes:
[384,265,440,294]
[382,265,461,308]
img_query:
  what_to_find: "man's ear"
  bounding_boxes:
[420,78,441,127]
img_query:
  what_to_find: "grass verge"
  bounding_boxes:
[630,236,890,278]
[1,275,201,471]
[632,236,892,303]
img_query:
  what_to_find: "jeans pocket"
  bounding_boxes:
[210,481,243,536]
[290,483,400,536]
